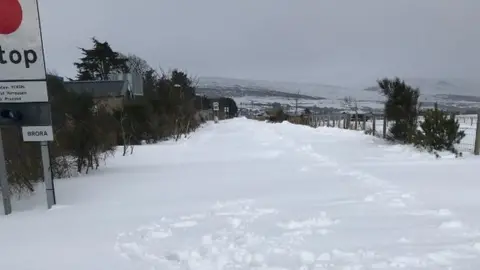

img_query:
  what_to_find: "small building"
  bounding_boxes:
[340,110,371,121]
[64,80,129,112]
[63,72,144,112]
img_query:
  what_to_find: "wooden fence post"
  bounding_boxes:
[474,113,480,155]
[372,114,376,136]
[383,113,387,139]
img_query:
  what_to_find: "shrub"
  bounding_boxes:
[415,103,465,156]
[267,108,288,123]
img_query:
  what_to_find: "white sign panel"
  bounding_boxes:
[0,80,48,102]
[0,0,46,81]
[213,102,219,111]
[22,125,53,142]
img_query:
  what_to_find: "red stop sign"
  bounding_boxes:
[0,0,23,35]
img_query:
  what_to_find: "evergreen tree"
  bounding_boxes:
[268,108,288,123]
[416,103,465,155]
[74,37,129,80]
[378,77,420,143]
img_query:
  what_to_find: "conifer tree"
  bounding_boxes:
[416,103,465,155]
[378,77,420,143]
[74,37,129,80]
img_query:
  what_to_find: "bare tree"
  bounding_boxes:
[342,96,359,115]
[342,96,360,129]
[126,54,151,76]
[118,107,135,156]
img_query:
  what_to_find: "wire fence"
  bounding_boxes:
[308,113,480,154]
[454,115,478,153]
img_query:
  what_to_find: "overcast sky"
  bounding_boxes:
[39,0,480,87]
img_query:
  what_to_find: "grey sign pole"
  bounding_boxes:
[0,130,12,215]
[40,141,55,208]
[37,1,56,209]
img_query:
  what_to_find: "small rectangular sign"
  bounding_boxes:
[0,81,48,103]
[22,125,53,142]
[213,102,219,111]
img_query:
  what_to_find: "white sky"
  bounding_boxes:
[39,0,480,87]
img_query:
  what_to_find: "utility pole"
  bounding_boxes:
[295,90,300,116]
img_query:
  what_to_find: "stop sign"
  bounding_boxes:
[0,0,23,35]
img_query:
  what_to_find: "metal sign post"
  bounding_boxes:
[0,131,12,215]
[0,0,55,214]
[213,102,219,123]
[41,141,55,207]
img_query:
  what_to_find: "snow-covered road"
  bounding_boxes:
[2,118,480,269]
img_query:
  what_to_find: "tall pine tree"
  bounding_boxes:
[74,37,129,80]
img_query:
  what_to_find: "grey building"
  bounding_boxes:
[63,72,144,112]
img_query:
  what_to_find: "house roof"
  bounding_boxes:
[64,80,128,98]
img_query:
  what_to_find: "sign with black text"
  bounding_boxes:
[21,125,53,142]
[0,0,48,103]
[0,81,48,102]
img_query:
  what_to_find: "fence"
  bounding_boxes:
[308,112,480,155]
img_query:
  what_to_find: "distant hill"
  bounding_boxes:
[196,85,325,100]
[196,76,480,112]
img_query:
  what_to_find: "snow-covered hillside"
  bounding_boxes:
[199,76,480,100]
[198,77,480,112]
[2,119,480,269]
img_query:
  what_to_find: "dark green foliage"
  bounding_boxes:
[377,77,466,158]
[114,102,156,146]
[195,95,210,110]
[272,102,282,109]
[6,38,235,193]
[415,103,465,155]
[378,77,420,143]
[74,37,129,80]
[60,91,117,173]
[268,108,288,123]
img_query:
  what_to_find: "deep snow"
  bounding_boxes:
[2,118,480,269]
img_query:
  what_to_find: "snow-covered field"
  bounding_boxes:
[2,118,480,269]
[313,114,479,153]
[203,76,480,111]
[366,115,479,153]
[235,96,385,111]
